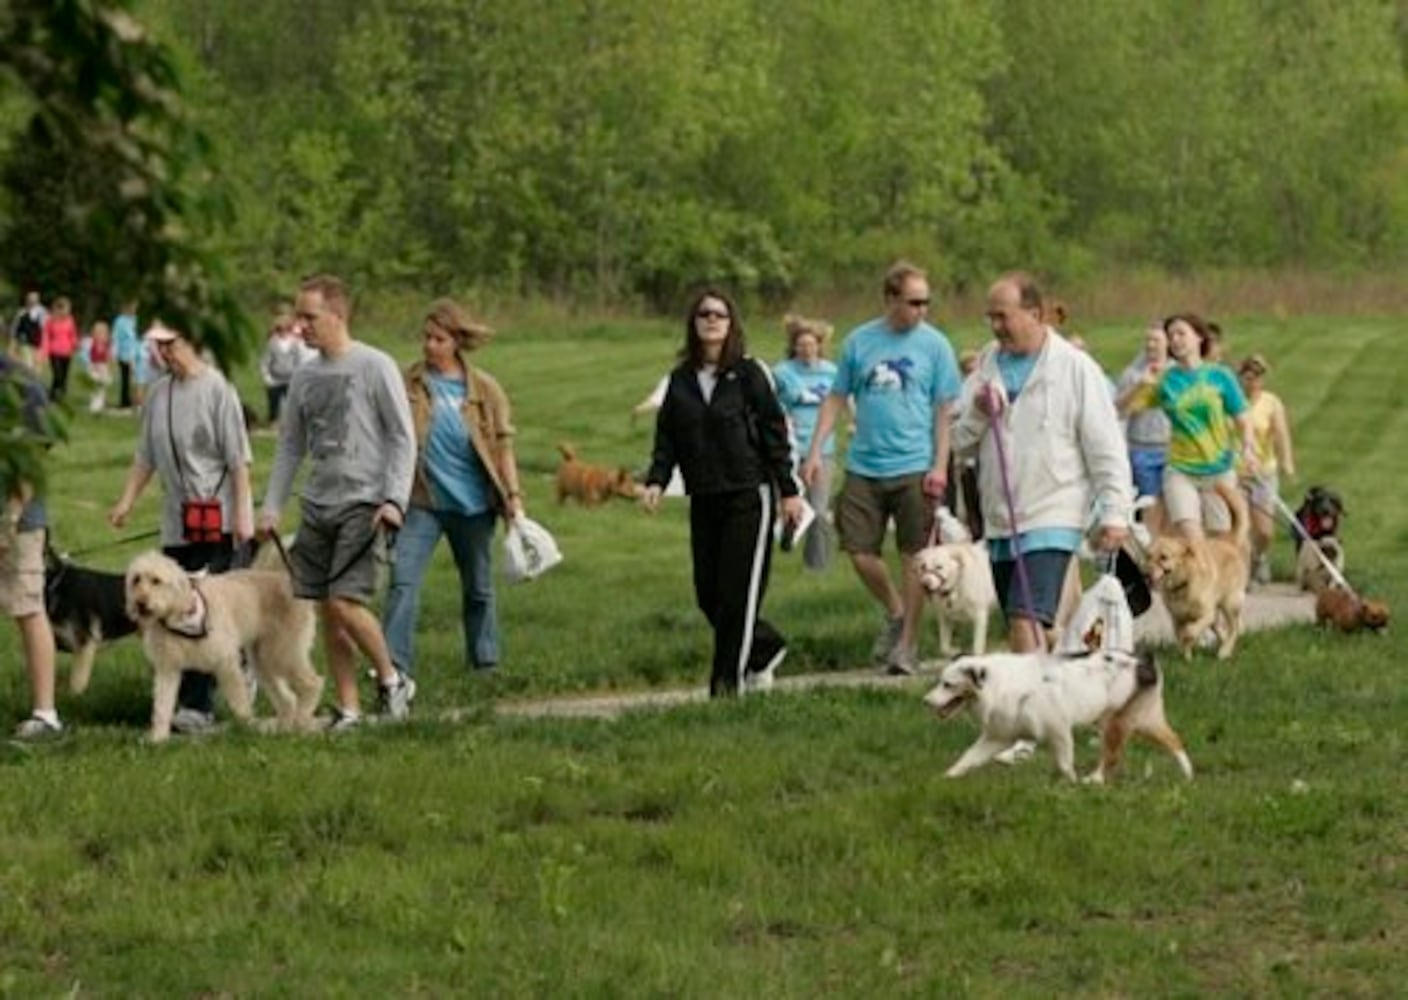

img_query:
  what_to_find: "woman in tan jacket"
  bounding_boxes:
[382,299,525,676]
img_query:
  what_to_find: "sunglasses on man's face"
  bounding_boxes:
[905,298,931,308]
[696,309,730,322]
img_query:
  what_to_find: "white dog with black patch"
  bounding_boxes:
[125,550,321,742]
[923,648,1194,783]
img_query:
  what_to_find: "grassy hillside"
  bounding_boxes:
[1,312,1404,994]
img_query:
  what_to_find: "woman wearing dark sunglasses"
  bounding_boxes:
[642,289,804,697]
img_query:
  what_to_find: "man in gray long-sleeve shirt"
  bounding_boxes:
[258,274,417,730]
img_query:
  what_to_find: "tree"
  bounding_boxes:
[0,0,251,492]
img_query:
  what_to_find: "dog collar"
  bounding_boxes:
[162,588,210,640]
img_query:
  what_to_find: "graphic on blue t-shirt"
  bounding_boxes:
[832,318,961,478]
[865,357,915,392]
[797,380,828,405]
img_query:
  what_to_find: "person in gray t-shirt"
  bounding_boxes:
[110,324,254,732]
[258,274,416,730]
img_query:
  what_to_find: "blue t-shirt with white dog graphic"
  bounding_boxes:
[831,318,961,477]
[773,357,838,458]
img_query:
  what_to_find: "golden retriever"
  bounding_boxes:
[1143,481,1250,659]
[124,550,321,741]
[555,443,641,505]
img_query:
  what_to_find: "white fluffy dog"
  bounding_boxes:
[923,649,1194,783]
[914,541,997,656]
[124,550,321,742]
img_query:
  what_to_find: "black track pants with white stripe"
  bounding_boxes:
[689,485,786,698]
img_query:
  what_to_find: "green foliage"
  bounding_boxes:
[989,0,1408,269]
[0,0,254,362]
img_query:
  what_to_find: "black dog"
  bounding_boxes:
[1294,486,1345,550]
[44,543,138,695]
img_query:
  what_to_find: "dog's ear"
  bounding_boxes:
[962,663,987,688]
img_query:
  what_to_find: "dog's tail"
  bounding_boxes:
[1213,479,1251,556]
[557,442,577,462]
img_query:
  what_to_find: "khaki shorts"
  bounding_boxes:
[836,472,932,556]
[0,529,45,618]
[1163,467,1237,533]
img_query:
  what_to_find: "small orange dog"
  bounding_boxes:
[1314,585,1390,634]
[555,444,641,506]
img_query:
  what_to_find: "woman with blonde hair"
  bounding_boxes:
[1237,353,1295,584]
[382,298,526,679]
[773,314,839,569]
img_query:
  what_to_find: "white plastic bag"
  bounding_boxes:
[1056,573,1135,655]
[502,516,563,584]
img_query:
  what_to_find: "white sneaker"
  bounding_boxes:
[870,616,905,666]
[12,713,63,740]
[325,708,362,733]
[170,708,217,735]
[885,645,918,676]
[377,673,416,719]
[745,646,787,693]
[995,740,1036,766]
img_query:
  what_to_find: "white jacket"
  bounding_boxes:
[953,330,1132,540]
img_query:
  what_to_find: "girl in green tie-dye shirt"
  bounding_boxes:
[1150,313,1256,539]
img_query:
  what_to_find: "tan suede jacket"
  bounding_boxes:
[405,360,516,515]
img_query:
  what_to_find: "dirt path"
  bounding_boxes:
[496,584,1316,721]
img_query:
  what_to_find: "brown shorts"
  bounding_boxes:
[836,472,933,556]
[0,529,45,618]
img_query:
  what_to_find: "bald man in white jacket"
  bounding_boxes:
[954,272,1132,653]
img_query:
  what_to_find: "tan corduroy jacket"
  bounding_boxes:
[404,360,516,516]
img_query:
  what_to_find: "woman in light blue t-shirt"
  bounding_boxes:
[773,314,839,570]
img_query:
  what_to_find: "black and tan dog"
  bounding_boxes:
[44,541,137,694]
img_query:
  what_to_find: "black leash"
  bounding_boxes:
[52,528,162,561]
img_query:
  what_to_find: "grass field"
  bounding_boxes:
[1,308,1405,994]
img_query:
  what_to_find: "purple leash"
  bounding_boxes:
[985,385,1045,652]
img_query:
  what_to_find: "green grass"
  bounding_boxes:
[2,313,1406,994]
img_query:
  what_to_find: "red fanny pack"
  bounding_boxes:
[181,498,224,543]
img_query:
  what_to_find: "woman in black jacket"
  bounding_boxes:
[643,289,804,697]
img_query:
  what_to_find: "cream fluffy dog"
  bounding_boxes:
[924,649,1194,783]
[914,541,997,656]
[124,550,321,742]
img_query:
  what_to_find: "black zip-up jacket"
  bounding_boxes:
[647,357,801,499]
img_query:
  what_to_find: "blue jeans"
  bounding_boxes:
[383,506,499,675]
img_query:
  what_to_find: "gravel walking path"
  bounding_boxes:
[496,584,1315,720]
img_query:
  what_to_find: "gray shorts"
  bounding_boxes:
[290,502,388,604]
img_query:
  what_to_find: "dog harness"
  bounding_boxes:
[161,586,210,640]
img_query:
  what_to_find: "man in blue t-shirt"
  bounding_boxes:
[802,261,961,674]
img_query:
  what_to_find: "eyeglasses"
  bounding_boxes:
[695,309,730,322]
[906,298,931,308]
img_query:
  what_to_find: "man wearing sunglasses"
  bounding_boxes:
[802,260,961,674]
